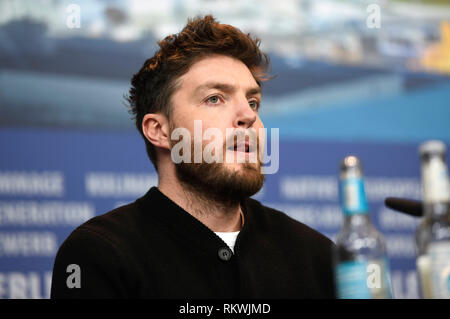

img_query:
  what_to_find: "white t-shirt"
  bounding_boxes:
[214,231,240,253]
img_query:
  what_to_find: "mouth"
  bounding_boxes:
[227,141,252,153]
[223,136,260,165]
[227,141,256,154]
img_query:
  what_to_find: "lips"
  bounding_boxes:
[227,139,257,153]
[225,130,258,155]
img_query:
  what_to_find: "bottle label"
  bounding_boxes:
[340,178,369,215]
[422,157,450,203]
[336,259,392,299]
[336,260,371,299]
[428,242,450,298]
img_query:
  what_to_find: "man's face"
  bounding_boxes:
[169,54,265,202]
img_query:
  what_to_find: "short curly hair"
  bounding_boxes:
[127,15,270,170]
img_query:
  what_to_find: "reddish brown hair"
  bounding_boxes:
[127,15,270,170]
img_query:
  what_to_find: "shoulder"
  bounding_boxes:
[73,202,141,243]
[58,200,151,259]
[51,202,145,298]
[54,202,140,264]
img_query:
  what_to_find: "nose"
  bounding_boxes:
[233,96,257,129]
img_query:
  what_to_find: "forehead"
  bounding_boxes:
[177,55,259,93]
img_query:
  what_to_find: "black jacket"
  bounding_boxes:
[51,187,336,298]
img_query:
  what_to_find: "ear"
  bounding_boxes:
[142,113,171,150]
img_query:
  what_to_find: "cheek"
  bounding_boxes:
[170,94,200,130]
[199,112,230,133]
[170,109,196,134]
[201,124,227,147]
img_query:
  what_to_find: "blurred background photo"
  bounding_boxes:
[0,0,449,299]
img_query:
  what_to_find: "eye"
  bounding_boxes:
[206,95,222,105]
[249,100,260,110]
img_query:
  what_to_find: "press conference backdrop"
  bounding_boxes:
[1,0,450,299]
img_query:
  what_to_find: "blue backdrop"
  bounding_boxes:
[1,126,449,298]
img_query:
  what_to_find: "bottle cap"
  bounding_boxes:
[340,155,361,170]
[419,140,446,156]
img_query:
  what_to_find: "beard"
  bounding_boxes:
[169,124,265,204]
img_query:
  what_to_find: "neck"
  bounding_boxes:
[158,173,243,232]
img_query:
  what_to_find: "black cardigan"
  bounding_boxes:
[51,187,336,298]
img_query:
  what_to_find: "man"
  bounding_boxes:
[51,15,336,298]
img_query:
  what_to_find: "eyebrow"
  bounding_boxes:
[193,82,261,97]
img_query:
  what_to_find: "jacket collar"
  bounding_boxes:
[136,186,254,256]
